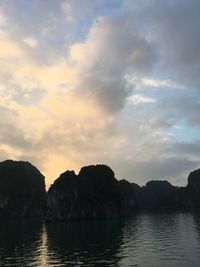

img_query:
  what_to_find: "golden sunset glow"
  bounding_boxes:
[0,0,199,188]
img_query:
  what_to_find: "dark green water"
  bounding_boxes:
[1,213,200,266]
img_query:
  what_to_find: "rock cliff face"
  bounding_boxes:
[187,169,200,210]
[0,160,46,218]
[143,180,182,212]
[118,179,138,215]
[46,165,200,221]
[1,159,200,221]
[46,165,137,221]
[131,180,192,212]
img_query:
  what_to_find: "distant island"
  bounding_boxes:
[0,160,200,221]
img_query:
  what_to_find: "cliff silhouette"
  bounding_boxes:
[46,164,198,221]
[0,160,46,218]
[0,160,200,220]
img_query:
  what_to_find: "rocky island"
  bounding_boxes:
[46,165,137,221]
[0,160,46,218]
[0,160,200,221]
[46,164,200,221]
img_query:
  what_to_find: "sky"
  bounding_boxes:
[0,0,200,188]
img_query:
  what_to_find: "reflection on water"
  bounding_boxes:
[46,219,123,266]
[0,219,45,266]
[1,214,200,266]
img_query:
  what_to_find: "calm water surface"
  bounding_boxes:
[0,213,200,266]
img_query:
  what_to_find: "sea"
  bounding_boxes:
[0,213,200,266]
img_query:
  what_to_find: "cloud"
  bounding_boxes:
[0,40,23,58]
[67,16,155,113]
[0,0,199,188]
[128,94,156,105]
[141,78,185,89]
[23,37,38,48]
[158,94,200,127]
[0,105,36,163]
[125,0,200,89]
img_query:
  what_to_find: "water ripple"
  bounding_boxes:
[0,214,200,266]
